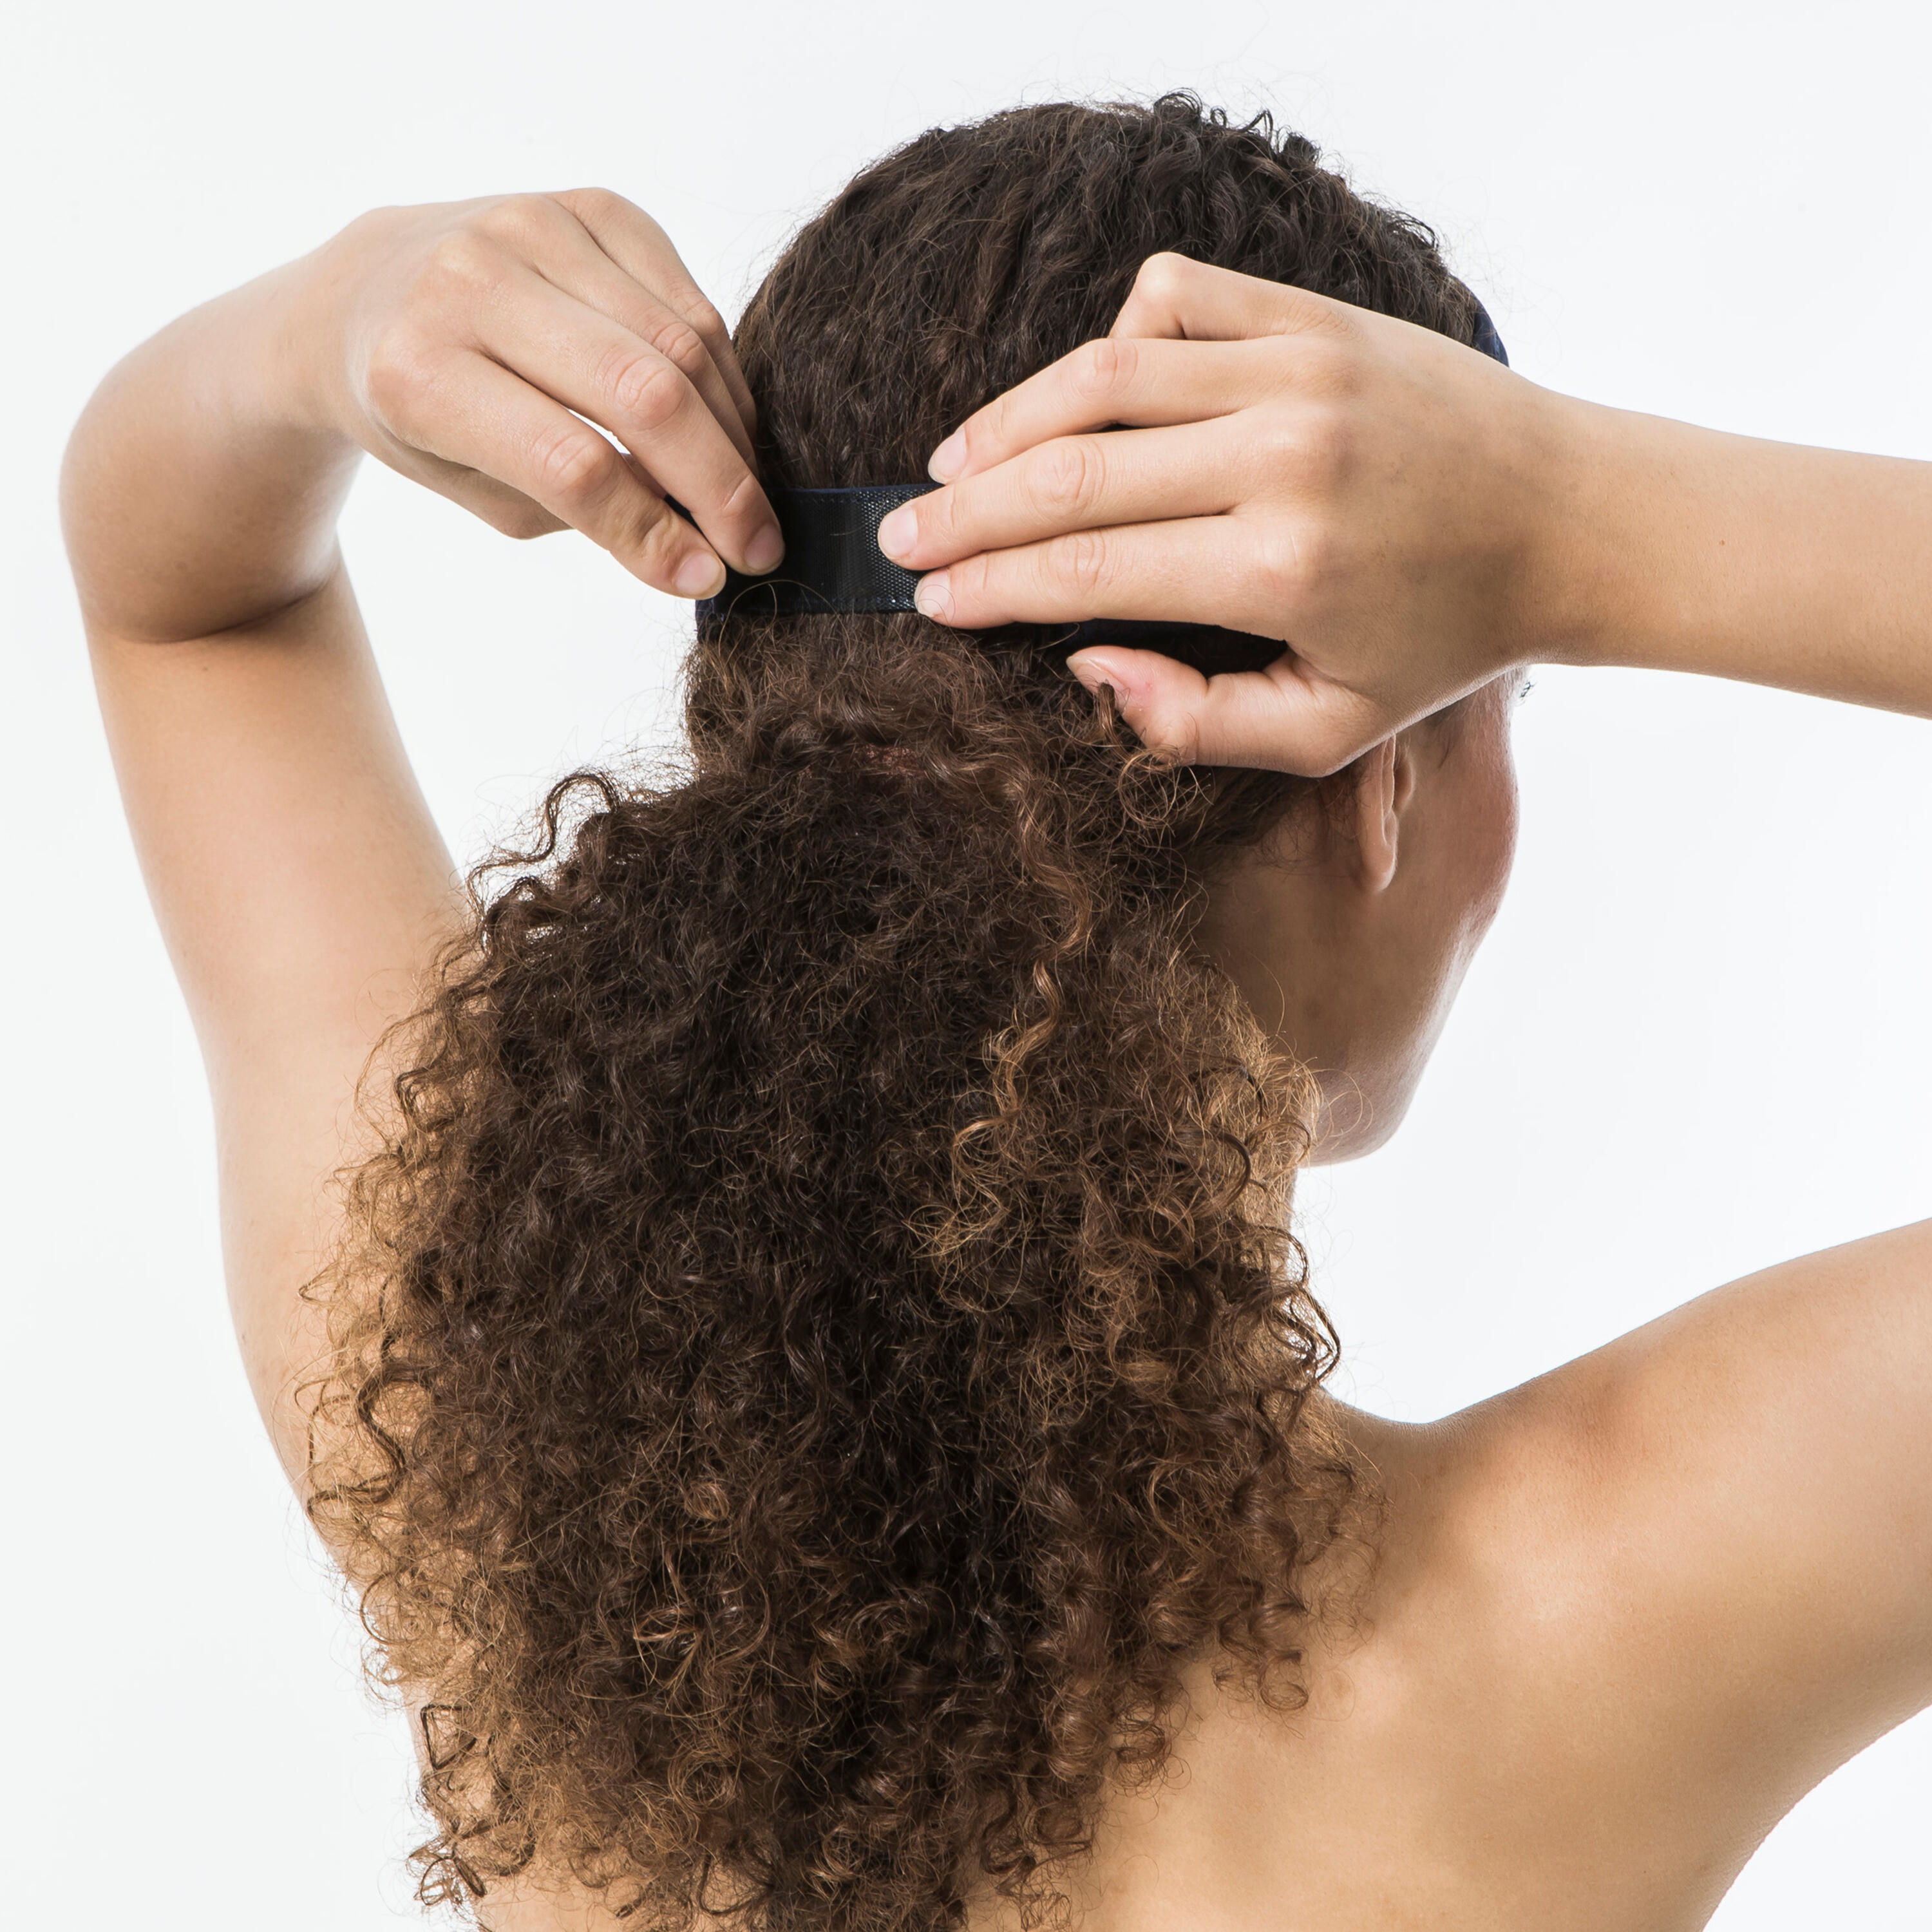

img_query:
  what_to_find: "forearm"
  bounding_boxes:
[1552,399,1932,715]
[61,256,355,645]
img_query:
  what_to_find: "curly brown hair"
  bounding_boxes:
[308,94,1493,1931]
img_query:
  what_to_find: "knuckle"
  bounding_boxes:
[493,499,558,541]
[623,497,681,562]
[476,192,553,245]
[1291,402,1353,482]
[561,184,623,222]
[606,350,688,431]
[647,316,710,382]
[1255,519,1317,605]
[1133,250,1195,305]
[714,467,765,529]
[948,549,993,608]
[533,425,618,505]
[1048,529,1112,601]
[1068,334,1135,402]
[1028,438,1106,520]
[958,412,988,463]
[922,483,963,549]
[362,330,437,425]
[681,294,729,345]
[424,229,497,291]
[966,396,1006,457]
[935,483,974,553]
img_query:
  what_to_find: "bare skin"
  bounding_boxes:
[64,202,1932,1931]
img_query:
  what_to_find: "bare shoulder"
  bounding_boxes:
[1349,1220,1932,1879]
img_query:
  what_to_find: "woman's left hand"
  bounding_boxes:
[875,254,1587,775]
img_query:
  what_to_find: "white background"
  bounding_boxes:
[6,1,1931,1924]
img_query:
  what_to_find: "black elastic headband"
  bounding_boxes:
[695,299,1508,672]
[1469,296,1509,368]
[698,485,935,625]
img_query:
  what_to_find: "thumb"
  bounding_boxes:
[1065,647,1209,758]
[1066,647,1376,776]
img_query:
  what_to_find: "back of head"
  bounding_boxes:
[737,91,1481,487]
[315,95,1487,1931]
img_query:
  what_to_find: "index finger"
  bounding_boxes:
[469,268,778,574]
[927,335,1284,483]
[929,260,1358,484]
[518,198,759,471]
[556,187,760,444]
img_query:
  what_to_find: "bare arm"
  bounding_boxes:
[66,189,782,1475]
[889,252,1932,1833]
[876,252,1932,767]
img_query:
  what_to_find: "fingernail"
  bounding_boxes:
[676,551,726,598]
[877,504,917,563]
[744,525,784,574]
[913,569,952,621]
[928,431,967,482]
[1065,650,1119,695]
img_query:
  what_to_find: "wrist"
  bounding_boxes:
[1506,392,1659,675]
[1513,394,1767,682]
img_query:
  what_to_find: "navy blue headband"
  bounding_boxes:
[1469,296,1509,368]
[696,300,1508,672]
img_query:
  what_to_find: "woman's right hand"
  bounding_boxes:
[289,190,782,597]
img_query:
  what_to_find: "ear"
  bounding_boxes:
[1347,735,1416,893]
